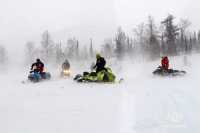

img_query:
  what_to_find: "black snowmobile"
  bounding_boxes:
[153,66,186,76]
[28,71,51,82]
[61,59,71,78]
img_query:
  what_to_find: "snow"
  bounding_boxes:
[0,54,200,133]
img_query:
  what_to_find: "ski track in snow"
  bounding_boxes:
[0,54,200,133]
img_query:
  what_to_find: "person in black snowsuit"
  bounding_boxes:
[31,58,44,74]
[62,59,70,70]
[93,54,106,73]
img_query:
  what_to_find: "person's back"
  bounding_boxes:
[161,56,169,70]
[31,59,44,73]
[94,54,106,73]
[96,57,106,68]
[62,59,70,70]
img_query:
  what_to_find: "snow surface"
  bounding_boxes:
[0,54,200,133]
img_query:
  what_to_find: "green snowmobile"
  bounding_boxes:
[74,67,116,83]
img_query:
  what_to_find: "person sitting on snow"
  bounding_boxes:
[31,58,44,74]
[93,53,106,73]
[62,59,70,70]
[161,56,169,70]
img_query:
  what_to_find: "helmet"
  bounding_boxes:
[65,59,69,63]
[96,53,101,59]
[36,58,40,62]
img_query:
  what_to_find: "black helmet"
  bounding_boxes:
[36,58,40,62]
[65,59,69,63]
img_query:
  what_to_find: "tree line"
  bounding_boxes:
[1,14,200,66]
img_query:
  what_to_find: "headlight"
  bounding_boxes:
[63,70,70,74]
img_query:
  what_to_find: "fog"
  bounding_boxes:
[0,0,200,63]
[0,1,200,132]
[0,0,116,53]
[115,0,200,34]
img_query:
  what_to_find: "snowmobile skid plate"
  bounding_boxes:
[28,72,51,83]
[153,67,186,77]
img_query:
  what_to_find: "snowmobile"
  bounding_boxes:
[60,68,71,78]
[28,71,51,82]
[74,67,116,83]
[153,66,186,76]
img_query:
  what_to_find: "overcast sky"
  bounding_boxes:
[0,0,199,50]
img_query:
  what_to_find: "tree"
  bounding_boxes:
[126,37,134,57]
[101,38,114,58]
[160,33,166,55]
[147,16,160,60]
[179,19,191,34]
[133,23,147,59]
[188,36,193,54]
[192,31,198,52]
[64,37,77,59]
[161,15,179,55]
[0,45,8,65]
[75,40,80,60]
[115,27,126,59]
[89,38,94,58]
[178,19,191,53]
[41,30,54,63]
[25,41,35,64]
[55,42,64,64]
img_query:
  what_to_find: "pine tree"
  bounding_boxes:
[161,15,179,55]
[147,16,160,60]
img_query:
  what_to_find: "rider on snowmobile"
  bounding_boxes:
[31,58,44,74]
[161,56,169,70]
[153,56,186,76]
[62,59,70,70]
[28,58,51,82]
[74,53,116,82]
[93,53,106,73]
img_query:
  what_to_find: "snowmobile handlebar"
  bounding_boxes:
[30,70,34,73]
